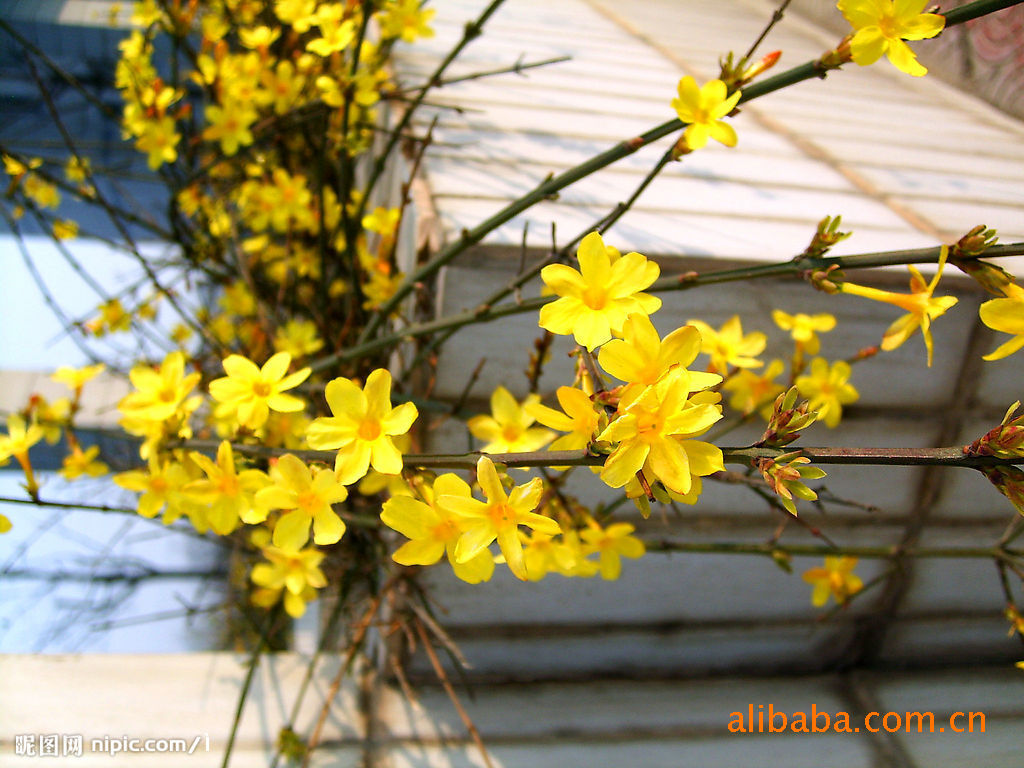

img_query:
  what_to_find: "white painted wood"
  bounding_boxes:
[0,653,362,767]
[4,656,1021,767]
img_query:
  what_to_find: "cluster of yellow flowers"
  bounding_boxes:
[99,348,415,616]
[109,0,434,345]
[0,364,110,512]
[6,0,1024,629]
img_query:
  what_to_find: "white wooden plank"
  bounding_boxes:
[381,676,858,741]
[0,653,362,766]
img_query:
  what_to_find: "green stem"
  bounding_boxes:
[310,241,1024,370]
[643,539,1023,560]
[355,0,1015,345]
[356,0,507,228]
[392,55,572,94]
[221,606,281,768]
[179,440,1024,470]
[944,0,1023,26]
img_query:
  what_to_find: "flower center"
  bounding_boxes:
[878,13,900,40]
[252,380,272,398]
[217,475,239,496]
[582,285,608,310]
[502,425,521,443]
[432,518,459,542]
[635,411,662,437]
[358,418,381,441]
[296,490,319,513]
[487,502,516,528]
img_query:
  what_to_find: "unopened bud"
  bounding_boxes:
[808,265,842,294]
[981,464,1024,516]
[953,225,998,258]
[967,402,1024,459]
[818,36,853,70]
[950,255,1023,299]
[758,387,819,447]
[756,451,826,516]
[803,215,852,259]
[671,135,693,160]
[771,548,793,573]
[741,50,782,84]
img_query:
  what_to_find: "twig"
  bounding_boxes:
[413,616,494,768]
[391,54,572,94]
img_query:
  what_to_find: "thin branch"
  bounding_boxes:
[176,440,1024,471]
[414,616,494,768]
[743,0,793,61]
[355,0,1013,344]
[643,539,1022,560]
[311,240,1024,370]
[391,54,572,94]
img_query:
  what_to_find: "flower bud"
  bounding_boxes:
[953,225,998,258]
[756,451,826,516]
[981,464,1024,516]
[758,387,819,447]
[967,402,1024,459]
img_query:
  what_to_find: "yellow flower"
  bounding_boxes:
[251,545,327,618]
[186,441,269,535]
[202,102,258,156]
[0,513,11,534]
[0,415,44,498]
[306,4,355,56]
[579,519,645,580]
[52,220,79,240]
[539,231,661,351]
[258,59,306,115]
[85,298,132,335]
[521,530,596,581]
[273,319,325,358]
[255,454,348,551]
[119,350,201,424]
[209,352,311,430]
[381,0,435,42]
[238,25,281,50]
[980,297,1024,361]
[59,445,109,481]
[468,386,555,454]
[31,396,70,444]
[306,369,418,484]
[598,369,724,496]
[0,416,43,460]
[838,0,945,77]
[598,314,721,398]
[274,0,318,31]
[52,363,105,393]
[23,174,60,208]
[839,246,958,366]
[687,315,766,375]
[381,473,495,584]
[802,556,863,607]
[114,456,197,524]
[795,357,859,428]
[362,206,400,235]
[134,115,180,169]
[723,358,785,418]
[772,310,836,355]
[670,77,741,149]
[441,456,561,581]
[526,386,601,452]
[65,155,91,183]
